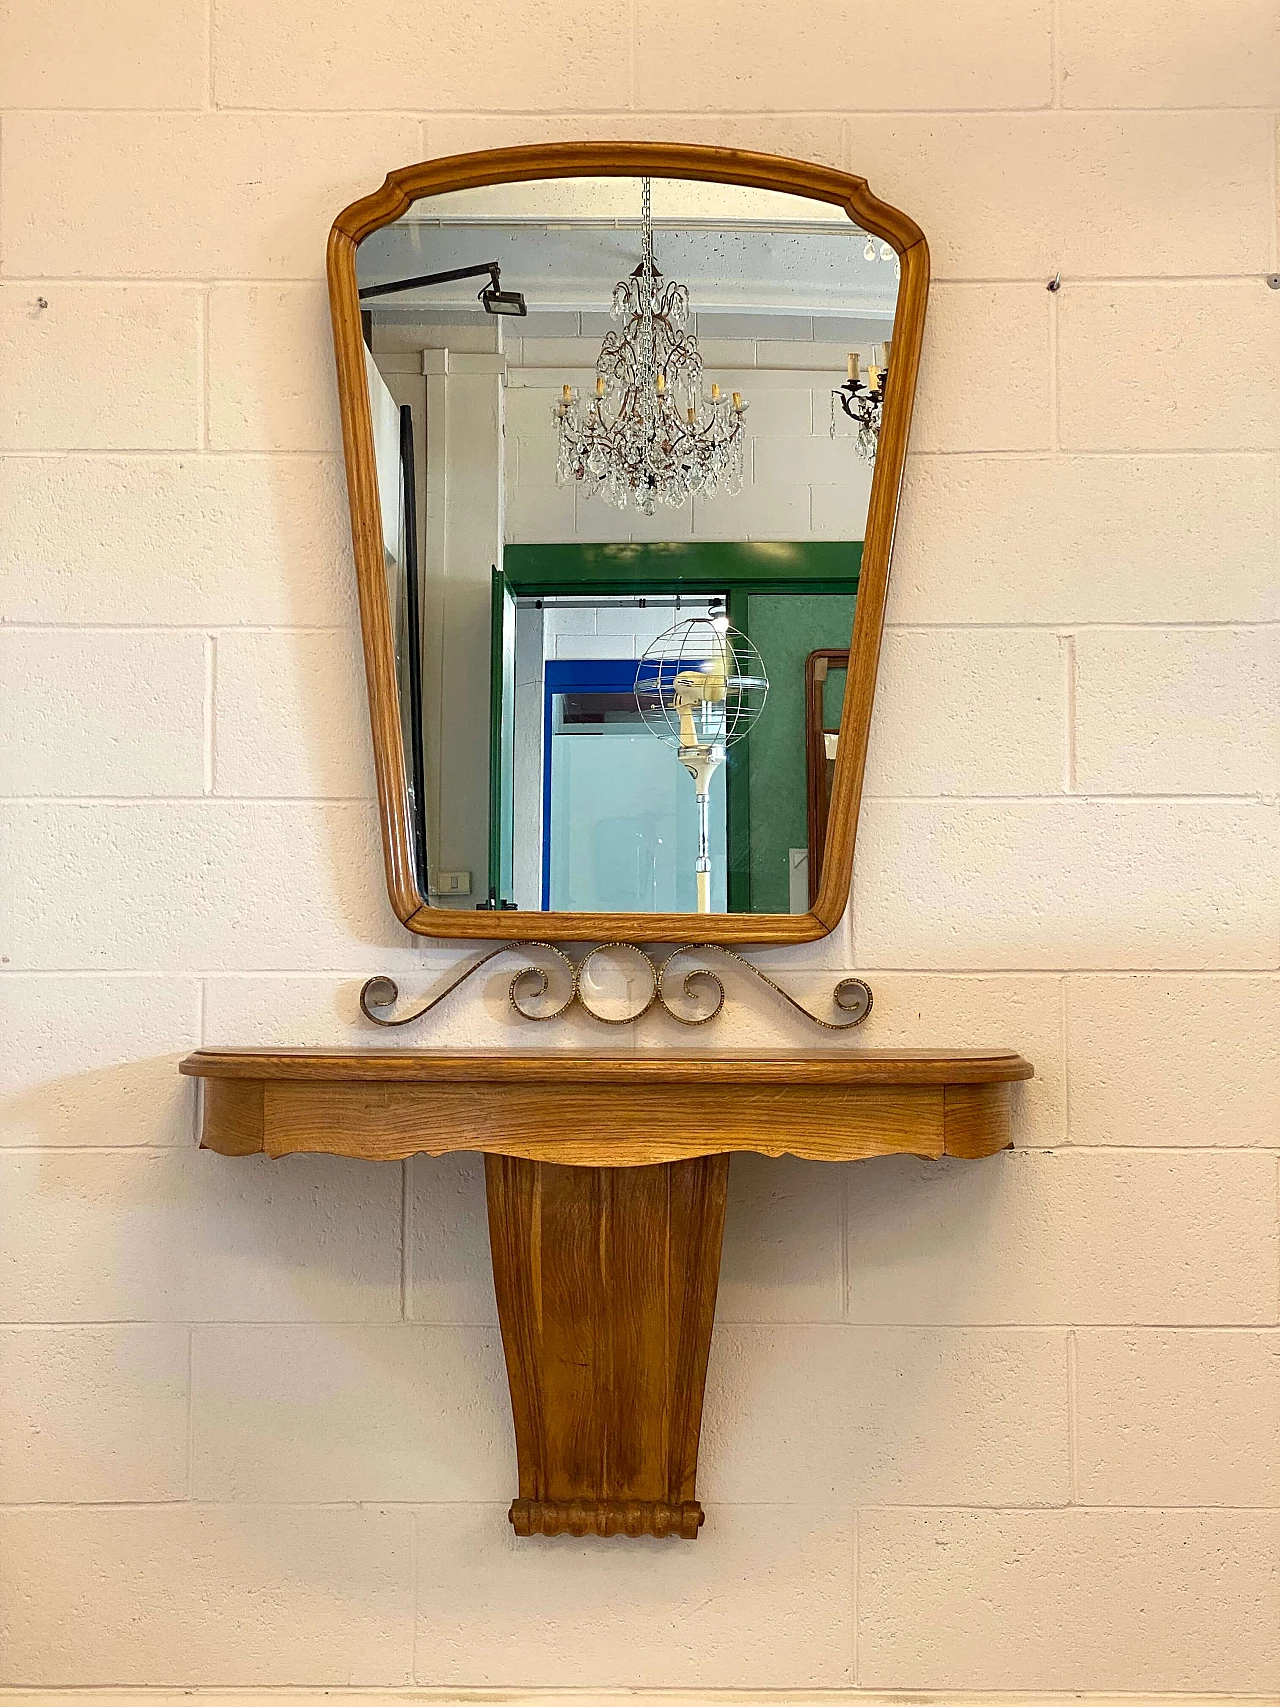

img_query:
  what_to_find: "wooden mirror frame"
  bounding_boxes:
[328,142,929,944]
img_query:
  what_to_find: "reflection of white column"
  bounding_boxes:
[422,346,506,902]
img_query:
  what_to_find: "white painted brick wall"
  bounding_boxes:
[0,0,1276,1690]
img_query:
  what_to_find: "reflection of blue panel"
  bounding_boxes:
[541,659,726,913]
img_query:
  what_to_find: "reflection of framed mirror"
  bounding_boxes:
[328,143,928,943]
[805,647,848,906]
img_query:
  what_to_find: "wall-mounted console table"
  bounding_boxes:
[181,1048,1032,1541]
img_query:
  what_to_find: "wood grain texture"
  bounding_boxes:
[201,1079,265,1155]
[326,141,930,944]
[486,1153,728,1539]
[183,1049,1030,1166]
[181,1047,1033,1084]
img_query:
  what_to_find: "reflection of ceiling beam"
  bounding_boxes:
[358,221,900,320]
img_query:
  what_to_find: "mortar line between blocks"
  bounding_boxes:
[6,1497,1280,1513]
[7,968,1280,982]
[3,1319,1277,1333]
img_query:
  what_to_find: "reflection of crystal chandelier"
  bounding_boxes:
[830,344,890,464]
[553,179,748,516]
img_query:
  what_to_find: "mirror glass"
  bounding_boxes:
[356,175,899,916]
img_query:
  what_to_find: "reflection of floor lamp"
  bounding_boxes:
[635,618,768,914]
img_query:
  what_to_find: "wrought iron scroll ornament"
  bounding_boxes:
[361,942,873,1032]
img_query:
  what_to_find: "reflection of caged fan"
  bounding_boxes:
[635,617,768,913]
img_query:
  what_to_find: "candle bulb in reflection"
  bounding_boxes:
[595,375,605,398]
[656,371,666,395]
[562,383,572,403]
[711,382,720,402]
[687,406,696,425]
[732,391,742,411]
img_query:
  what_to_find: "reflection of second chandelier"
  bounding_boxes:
[552,178,748,516]
[831,343,890,465]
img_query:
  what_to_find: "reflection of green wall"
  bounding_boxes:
[737,592,858,914]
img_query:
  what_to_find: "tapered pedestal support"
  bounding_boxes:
[484,1152,729,1540]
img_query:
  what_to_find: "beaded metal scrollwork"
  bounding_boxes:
[361,942,872,1032]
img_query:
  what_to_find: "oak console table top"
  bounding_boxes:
[181,1046,1031,1540]
[182,1047,1033,1168]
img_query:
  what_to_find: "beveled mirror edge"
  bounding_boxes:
[326,141,930,944]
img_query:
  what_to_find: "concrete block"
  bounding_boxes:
[1059,0,1280,107]
[846,111,1275,279]
[0,1504,415,1684]
[0,1324,188,1503]
[1066,975,1280,1146]
[0,285,199,450]
[1076,1328,1280,1505]
[423,113,846,169]
[0,975,199,1148]
[845,1149,1279,1326]
[892,452,1279,624]
[215,0,630,110]
[910,285,1052,452]
[2,799,430,971]
[702,1324,1069,1505]
[0,0,206,107]
[0,454,354,626]
[1074,627,1279,795]
[1060,282,1280,451]
[413,1501,855,1686]
[633,0,1052,111]
[849,798,1279,970]
[208,284,343,453]
[214,628,373,799]
[0,630,206,797]
[0,1148,403,1323]
[866,628,1065,797]
[191,1323,510,1501]
[717,1154,845,1324]
[860,1506,1280,1690]
[0,113,423,280]
[406,1152,501,1326]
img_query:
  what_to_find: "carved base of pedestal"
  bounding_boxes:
[485,1152,728,1540]
[510,1497,705,1539]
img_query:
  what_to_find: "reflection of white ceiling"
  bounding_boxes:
[408,177,856,223]
[359,175,899,319]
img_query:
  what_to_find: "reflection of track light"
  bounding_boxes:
[358,260,527,317]
[478,272,527,316]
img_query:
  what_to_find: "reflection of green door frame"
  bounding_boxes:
[504,539,861,596]
[495,542,860,916]
[488,566,516,904]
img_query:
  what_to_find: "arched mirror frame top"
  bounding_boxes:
[327,142,930,944]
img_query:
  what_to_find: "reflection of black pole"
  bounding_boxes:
[360,262,499,301]
[399,405,429,895]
